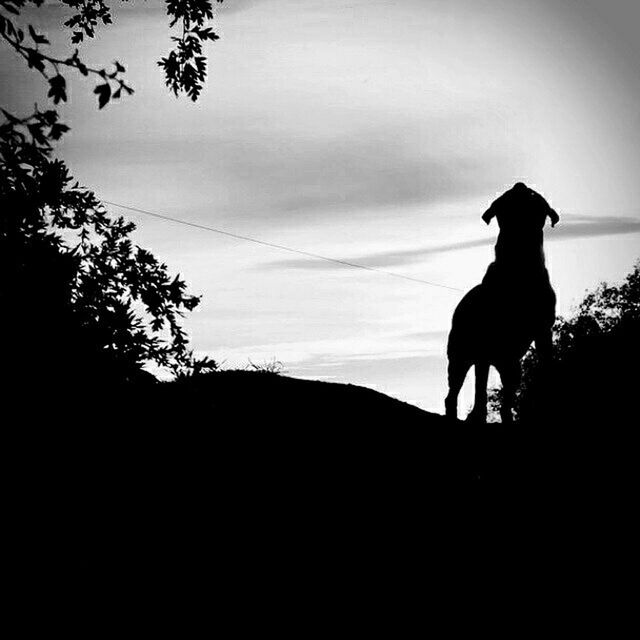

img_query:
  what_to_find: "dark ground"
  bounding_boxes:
[6,370,637,601]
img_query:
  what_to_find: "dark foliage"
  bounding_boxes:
[0,1,223,389]
[0,109,215,387]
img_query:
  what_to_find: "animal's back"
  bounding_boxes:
[447,279,553,365]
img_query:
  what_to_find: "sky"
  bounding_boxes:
[2,0,640,412]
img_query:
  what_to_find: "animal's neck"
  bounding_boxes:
[495,245,546,267]
[494,232,546,269]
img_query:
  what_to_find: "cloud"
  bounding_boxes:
[266,214,640,270]
[69,110,515,231]
[202,120,510,224]
[399,329,449,341]
[549,215,640,243]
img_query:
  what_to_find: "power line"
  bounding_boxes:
[103,200,464,293]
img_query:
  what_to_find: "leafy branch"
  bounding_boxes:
[159,0,223,101]
[0,2,132,108]
[1,1,224,110]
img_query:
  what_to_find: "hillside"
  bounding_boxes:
[11,368,638,583]
[21,370,523,502]
[18,369,635,492]
[166,370,444,425]
[114,370,485,485]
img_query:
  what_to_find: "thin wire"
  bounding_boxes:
[103,200,464,293]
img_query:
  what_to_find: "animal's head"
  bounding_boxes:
[482,182,559,230]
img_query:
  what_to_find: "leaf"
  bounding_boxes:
[47,75,67,105]
[93,83,111,109]
[50,123,70,141]
[194,27,220,42]
[28,24,49,45]
[26,49,45,73]
[27,122,47,146]
[1,108,19,124]
[41,109,58,125]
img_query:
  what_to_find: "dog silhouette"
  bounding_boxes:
[445,182,559,423]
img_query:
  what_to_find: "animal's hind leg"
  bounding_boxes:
[468,361,489,424]
[533,329,554,420]
[497,362,521,425]
[445,358,471,420]
[535,330,553,369]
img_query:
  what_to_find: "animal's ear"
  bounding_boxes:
[482,208,495,225]
[548,208,559,227]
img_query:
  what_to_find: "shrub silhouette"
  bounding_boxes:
[489,259,640,424]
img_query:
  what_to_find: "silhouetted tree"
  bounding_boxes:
[489,260,640,424]
[0,1,223,387]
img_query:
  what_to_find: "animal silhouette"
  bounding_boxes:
[445,182,559,423]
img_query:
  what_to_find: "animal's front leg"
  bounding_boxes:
[445,358,471,420]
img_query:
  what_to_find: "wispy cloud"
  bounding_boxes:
[266,214,640,271]
[73,108,515,230]
[193,119,511,224]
